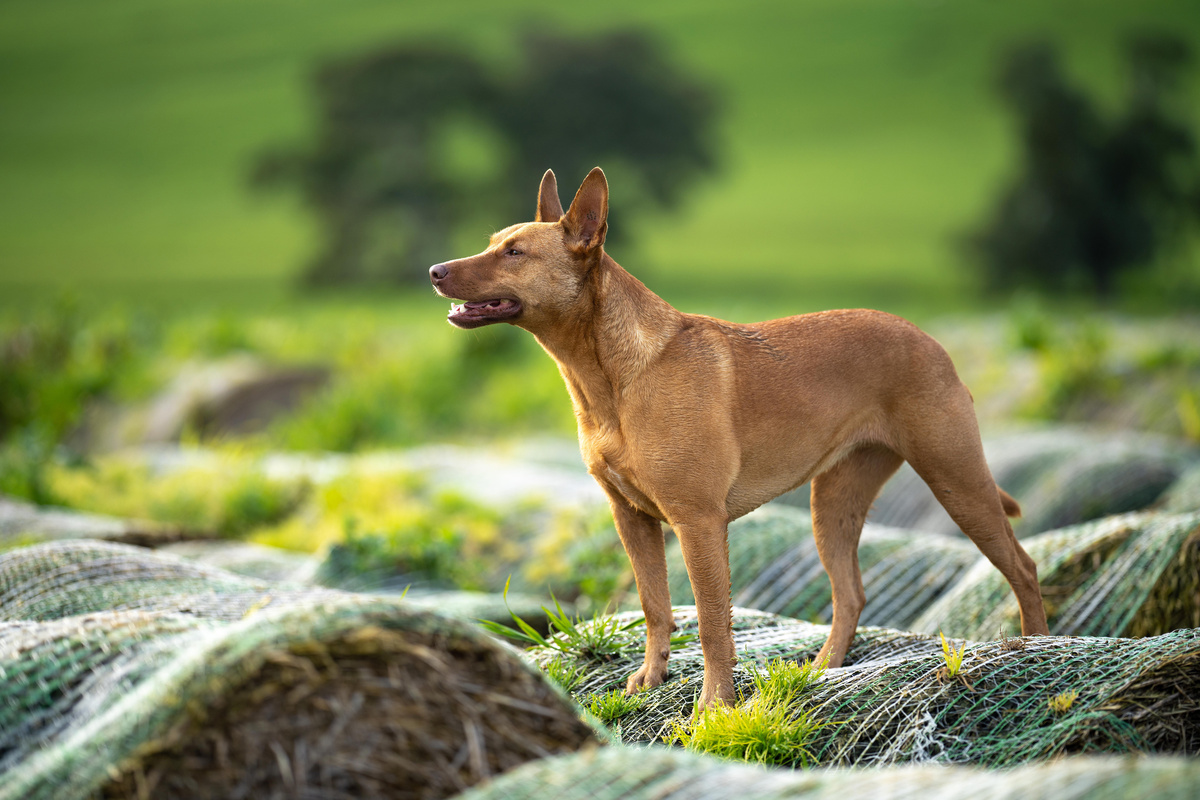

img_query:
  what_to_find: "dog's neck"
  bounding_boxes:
[531,252,681,428]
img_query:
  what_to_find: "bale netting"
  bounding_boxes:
[667,505,979,631]
[1162,460,1200,513]
[773,428,1197,538]
[911,511,1200,641]
[0,597,599,800]
[0,495,192,549]
[535,607,1200,765]
[159,539,322,583]
[0,539,333,622]
[0,539,556,630]
[459,746,1200,800]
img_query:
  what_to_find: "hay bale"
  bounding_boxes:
[668,505,982,630]
[0,539,284,621]
[534,608,946,745]
[541,607,1199,765]
[0,597,598,800]
[775,429,1196,537]
[1162,461,1200,513]
[0,538,565,635]
[459,746,1200,800]
[159,539,322,583]
[0,495,192,549]
[912,511,1200,640]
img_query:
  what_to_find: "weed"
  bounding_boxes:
[587,689,646,723]
[671,659,827,767]
[47,453,307,537]
[1178,387,1200,443]
[315,488,504,590]
[748,658,824,708]
[1000,632,1027,652]
[479,580,642,660]
[544,657,584,692]
[937,631,974,689]
[524,507,632,612]
[1048,689,1079,714]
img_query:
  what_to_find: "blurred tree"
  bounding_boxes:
[968,34,1200,297]
[254,31,719,286]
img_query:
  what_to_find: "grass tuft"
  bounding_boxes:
[1048,689,1080,714]
[671,658,827,767]
[587,689,646,723]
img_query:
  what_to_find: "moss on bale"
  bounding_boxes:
[458,746,1200,800]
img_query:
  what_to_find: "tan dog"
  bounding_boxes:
[430,167,1049,708]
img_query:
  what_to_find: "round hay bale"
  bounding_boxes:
[159,539,322,583]
[0,538,571,638]
[532,608,946,745]
[458,746,1200,800]
[0,597,599,800]
[911,511,1200,640]
[540,607,1200,765]
[668,505,980,630]
[785,429,1195,537]
[1162,461,1200,513]
[0,540,279,621]
[0,496,191,549]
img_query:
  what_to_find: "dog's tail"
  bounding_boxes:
[998,487,1022,519]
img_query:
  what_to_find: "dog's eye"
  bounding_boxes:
[505,248,523,257]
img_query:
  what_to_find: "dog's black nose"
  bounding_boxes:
[429,263,448,282]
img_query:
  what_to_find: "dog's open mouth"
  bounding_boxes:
[447,298,523,329]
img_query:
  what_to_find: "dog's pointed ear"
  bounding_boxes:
[535,169,564,223]
[563,167,608,252]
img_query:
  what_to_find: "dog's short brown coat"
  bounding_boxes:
[431,168,1049,708]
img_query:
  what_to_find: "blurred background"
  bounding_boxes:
[2,0,1200,578]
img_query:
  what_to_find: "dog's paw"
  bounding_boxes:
[696,679,736,710]
[624,662,668,695]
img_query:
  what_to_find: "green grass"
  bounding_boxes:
[587,689,646,724]
[3,0,1198,320]
[671,658,828,767]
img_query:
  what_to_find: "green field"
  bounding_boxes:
[3,0,1199,321]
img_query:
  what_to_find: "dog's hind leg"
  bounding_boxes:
[608,494,677,695]
[902,401,1049,638]
[811,444,905,668]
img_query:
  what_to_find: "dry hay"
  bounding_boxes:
[536,607,1200,766]
[458,746,1200,800]
[667,505,978,631]
[912,511,1200,640]
[774,428,1196,538]
[0,596,598,800]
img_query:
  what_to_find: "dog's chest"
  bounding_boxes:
[596,461,665,521]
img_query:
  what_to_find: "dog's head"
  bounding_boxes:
[429,168,609,330]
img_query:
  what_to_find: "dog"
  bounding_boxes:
[430,167,1049,708]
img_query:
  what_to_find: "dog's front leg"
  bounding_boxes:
[673,511,736,709]
[607,495,676,694]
